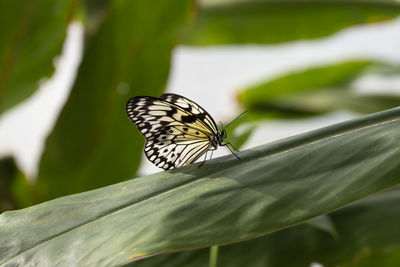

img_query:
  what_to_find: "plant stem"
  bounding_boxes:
[209,245,219,267]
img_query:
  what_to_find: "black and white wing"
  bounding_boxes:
[126,96,215,170]
[160,93,219,134]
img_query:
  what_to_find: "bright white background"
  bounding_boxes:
[1,17,400,178]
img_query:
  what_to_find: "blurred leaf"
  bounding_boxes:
[182,2,400,45]
[200,0,400,8]
[361,63,400,76]
[0,157,19,212]
[341,246,400,267]
[306,215,338,240]
[11,171,39,209]
[83,0,110,18]
[265,89,400,115]
[82,0,111,34]
[229,123,256,149]
[0,0,77,115]
[133,188,400,267]
[36,0,192,201]
[1,107,400,266]
[239,61,372,108]
[0,157,35,211]
[238,61,400,120]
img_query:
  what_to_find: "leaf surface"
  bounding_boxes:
[1,107,400,266]
[132,187,400,267]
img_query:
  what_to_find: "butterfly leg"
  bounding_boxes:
[198,151,208,168]
[198,147,217,168]
[209,149,214,161]
[222,142,241,159]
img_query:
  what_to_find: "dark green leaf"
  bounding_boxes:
[181,2,400,45]
[306,215,338,240]
[133,188,400,267]
[216,188,400,267]
[0,0,76,115]
[1,107,400,266]
[0,157,19,212]
[341,246,400,267]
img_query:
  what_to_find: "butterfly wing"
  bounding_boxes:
[126,96,214,169]
[160,93,218,134]
[144,138,211,170]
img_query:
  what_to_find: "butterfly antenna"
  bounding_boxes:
[219,120,224,130]
[223,111,248,130]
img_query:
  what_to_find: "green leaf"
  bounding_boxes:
[0,157,19,212]
[228,123,256,149]
[181,2,400,45]
[361,63,400,76]
[133,188,400,267]
[216,188,400,267]
[35,0,192,201]
[238,61,372,108]
[305,215,338,240]
[238,61,400,119]
[341,247,400,267]
[125,249,208,267]
[81,0,111,32]
[0,0,76,115]
[264,89,400,115]
[1,107,400,266]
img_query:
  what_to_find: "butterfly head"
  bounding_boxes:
[216,129,227,146]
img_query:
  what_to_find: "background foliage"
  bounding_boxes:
[0,0,400,266]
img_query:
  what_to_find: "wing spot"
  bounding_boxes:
[183,127,188,131]
[149,110,167,116]
[181,115,197,123]
[195,131,199,135]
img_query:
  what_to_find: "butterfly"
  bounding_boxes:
[126,93,244,170]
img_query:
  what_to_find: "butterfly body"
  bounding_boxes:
[126,93,233,170]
